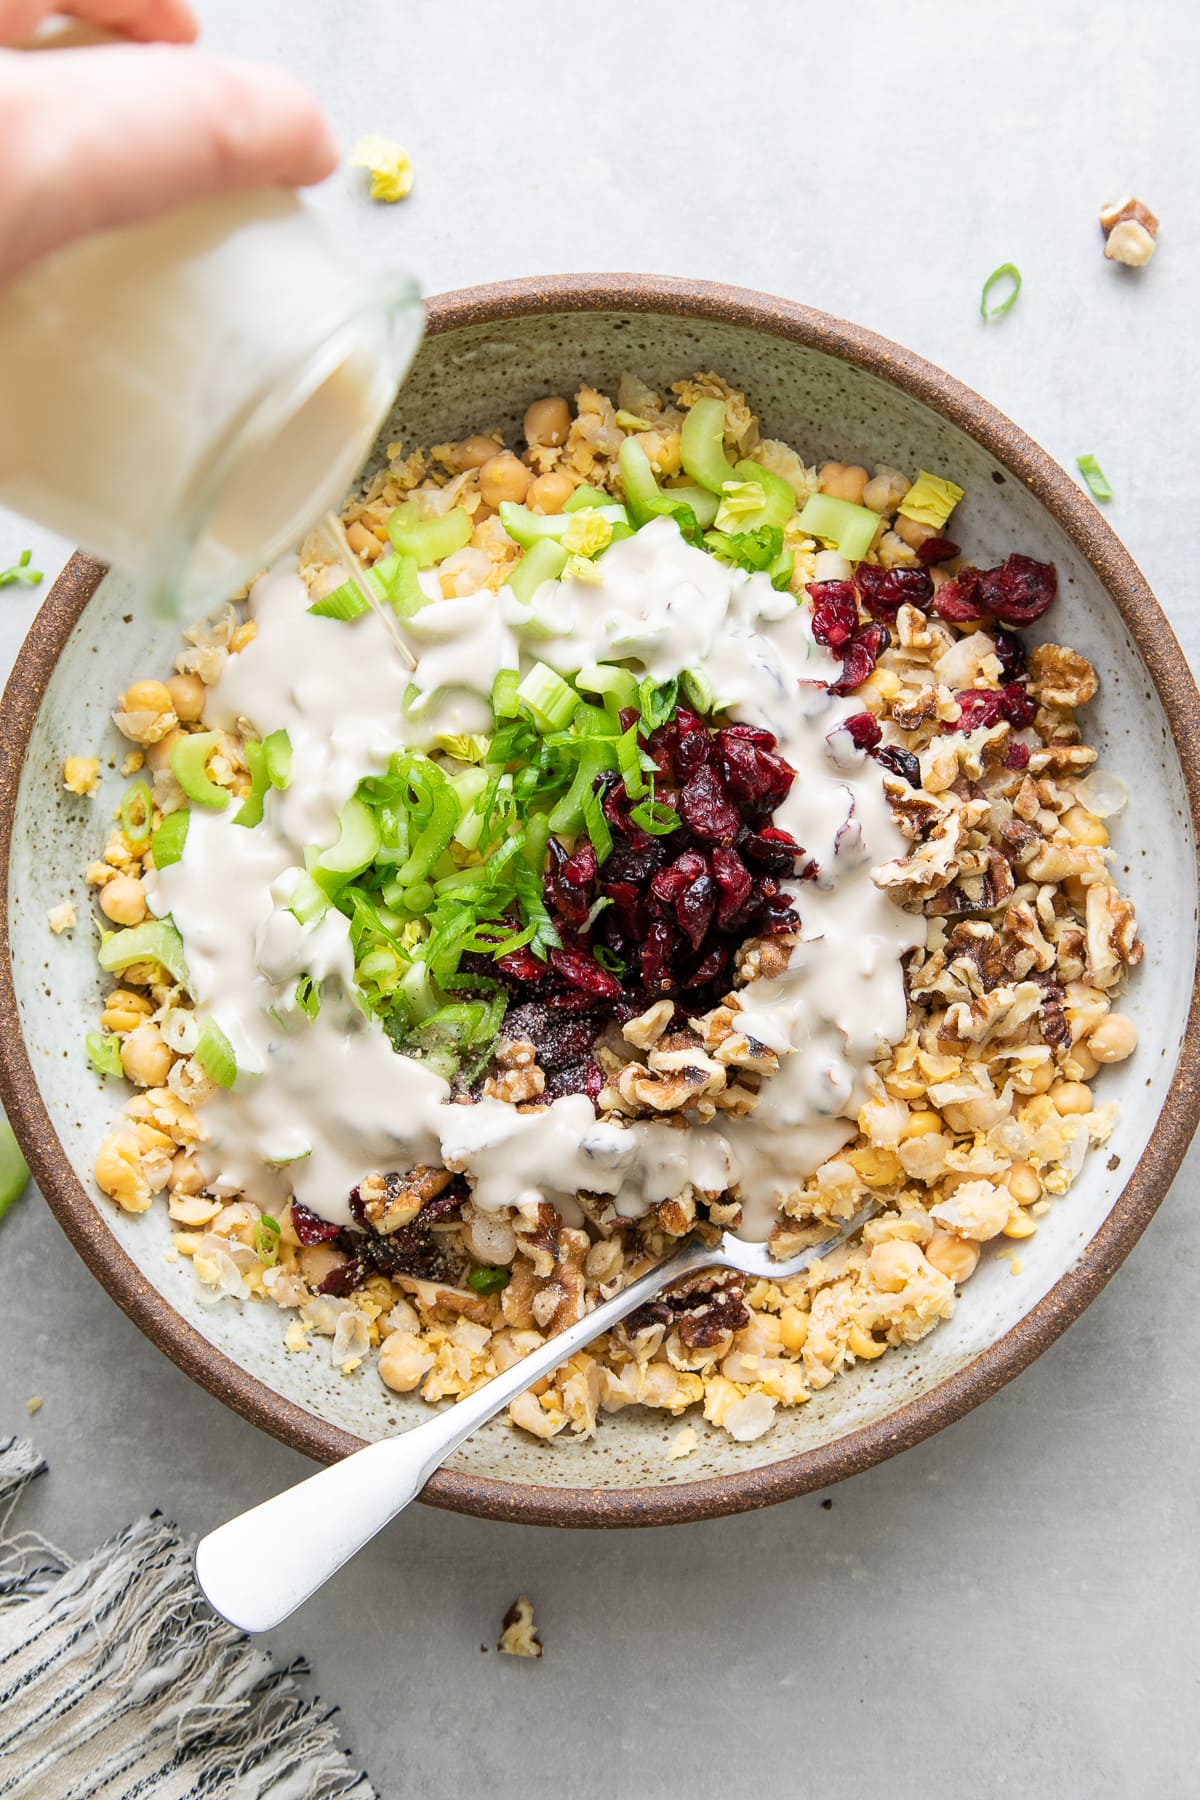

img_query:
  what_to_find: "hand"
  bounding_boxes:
[0,2,337,287]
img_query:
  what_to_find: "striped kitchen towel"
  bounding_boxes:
[0,1436,375,1799]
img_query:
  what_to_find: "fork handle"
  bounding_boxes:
[195,1235,717,1632]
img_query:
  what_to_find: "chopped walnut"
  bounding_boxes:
[1100,196,1159,266]
[498,1596,543,1657]
[1028,644,1099,710]
[482,1064,546,1104]
[357,1166,452,1234]
[621,999,676,1050]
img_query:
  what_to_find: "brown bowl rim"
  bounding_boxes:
[3,273,1199,1529]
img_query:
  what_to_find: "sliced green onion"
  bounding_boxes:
[575,663,638,713]
[85,1032,124,1078]
[1077,454,1113,502]
[467,1265,510,1296]
[450,767,490,850]
[387,502,473,567]
[638,676,678,733]
[286,870,329,927]
[392,789,459,887]
[170,732,228,810]
[517,662,577,733]
[507,538,568,606]
[795,493,880,563]
[629,798,680,836]
[522,809,551,875]
[980,262,1021,321]
[98,920,189,987]
[581,785,613,862]
[680,668,715,714]
[680,397,738,493]
[616,724,648,799]
[194,1017,237,1088]
[119,780,153,846]
[703,524,784,575]
[769,549,795,592]
[0,1122,30,1223]
[294,974,320,1020]
[254,1213,281,1263]
[151,808,189,870]
[0,549,43,592]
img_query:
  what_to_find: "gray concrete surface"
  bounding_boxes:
[2,2,1197,1795]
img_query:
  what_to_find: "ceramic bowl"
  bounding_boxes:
[3,276,1199,1527]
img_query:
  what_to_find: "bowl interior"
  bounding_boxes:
[6,298,1196,1505]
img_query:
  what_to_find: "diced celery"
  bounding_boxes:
[194,1017,237,1088]
[517,662,578,732]
[150,808,189,869]
[617,436,664,521]
[507,538,568,606]
[575,663,638,711]
[264,729,292,788]
[680,397,738,493]
[500,501,628,550]
[98,920,189,988]
[795,492,881,563]
[491,670,521,720]
[733,459,797,529]
[312,796,380,882]
[659,483,720,527]
[386,503,473,567]
[170,732,228,810]
[450,767,489,849]
[563,484,613,513]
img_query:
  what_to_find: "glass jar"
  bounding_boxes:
[0,187,422,617]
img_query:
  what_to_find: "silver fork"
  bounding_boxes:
[195,1206,872,1631]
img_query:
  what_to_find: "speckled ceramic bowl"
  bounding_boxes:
[3,276,1199,1526]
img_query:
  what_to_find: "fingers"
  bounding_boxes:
[0,1,197,46]
[0,45,338,284]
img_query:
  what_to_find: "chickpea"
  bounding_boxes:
[346,519,382,561]
[297,1242,346,1287]
[1070,1044,1100,1081]
[818,461,869,505]
[779,1305,809,1353]
[893,514,937,550]
[1087,1013,1138,1063]
[869,1238,926,1291]
[1006,1161,1041,1207]
[170,1152,205,1197]
[1023,1060,1057,1094]
[526,470,576,514]
[121,1021,173,1088]
[1061,804,1109,848]
[145,727,183,773]
[925,1232,980,1283]
[99,874,147,925]
[523,395,572,448]
[122,679,173,718]
[1049,1080,1093,1116]
[379,1329,435,1394]
[165,672,205,723]
[903,1108,944,1138]
[638,429,681,477]
[479,453,532,509]
[862,466,910,514]
[458,434,501,469]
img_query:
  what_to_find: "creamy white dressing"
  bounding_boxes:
[150,521,925,1239]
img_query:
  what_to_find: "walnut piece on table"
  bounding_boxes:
[1099,195,1159,267]
[498,1595,543,1659]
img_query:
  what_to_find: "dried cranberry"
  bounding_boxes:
[641,920,675,991]
[720,722,777,748]
[718,730,795,818]
[807,580,859,652]
[600,775,652,847]
[671,872,712,950]
[684,941,731,988]
[504,1001,601,1070]
[953,688,1005,731]
[916,536,959,566]
[992,630,1026,682]
[650,849,708,912]
[1000,682,1037,728]
[978,554,1057,626]
[290,1200,343,1246]
[712,847,753,926]
[1005,741,1031,770]
[760,900,800,936]
[830,623,889,695]
[544,839,591,925]
[603,876,648,938]
[544,1058,604,1102]
[561,841,597,887]
[672,728,712,781]
[496,946,546,985]
[679,763,740,843]
[932,566,985,623]
[319,1254,371,1297]
[741,826,802,874]
[855,565,932,621]
[548,945,621,1000]
[873,744,922,788]
[842,711,882,750]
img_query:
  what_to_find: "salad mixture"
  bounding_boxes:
[83,372,1141,1448]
